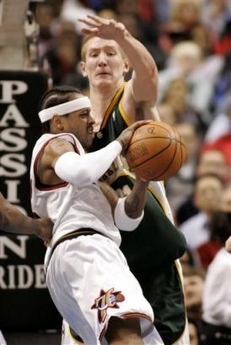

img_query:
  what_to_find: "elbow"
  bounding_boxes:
[71,167,97,186]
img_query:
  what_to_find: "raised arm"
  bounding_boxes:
[226,236,231,253]
[79,14,158,104]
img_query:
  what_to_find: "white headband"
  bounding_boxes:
[38,97,91,123]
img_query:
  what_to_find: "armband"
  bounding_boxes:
[54,141,122,185]
[114,197,144,231]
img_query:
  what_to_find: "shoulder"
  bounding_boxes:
[44,133,81,154]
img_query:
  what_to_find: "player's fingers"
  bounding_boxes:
[78,17,99,27]
[85,14,103,23]
[131,120,152,130]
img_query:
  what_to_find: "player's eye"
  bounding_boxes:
[107,51,115,56]
[79,109,91,117]
[90,51,99,57]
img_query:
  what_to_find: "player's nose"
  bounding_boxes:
[98,52,107,66]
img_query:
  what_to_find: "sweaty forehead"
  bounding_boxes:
[86,37,120,51]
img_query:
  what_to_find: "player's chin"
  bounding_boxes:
[85,136,94,149]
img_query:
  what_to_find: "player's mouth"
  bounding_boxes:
[96,72,110,77]
[88,126,95,137]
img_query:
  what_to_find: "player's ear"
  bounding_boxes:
[123,58,130,74]
[80,61,87,77]
[53,115,64,131]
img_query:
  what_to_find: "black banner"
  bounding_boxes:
[0,71,61,331]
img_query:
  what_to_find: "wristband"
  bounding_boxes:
[114,197,144,231]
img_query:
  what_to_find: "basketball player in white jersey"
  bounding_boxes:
[30,86,164,345]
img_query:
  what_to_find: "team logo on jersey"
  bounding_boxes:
[91,288,125,323]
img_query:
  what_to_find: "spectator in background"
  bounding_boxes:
[157,101,177,126]
[202,211,231,345]
[179,174,225,268]
[115,1,167,71]
[160,77,202,128]
[204,96,231,144]
[196,148,230,184]
[158,40,223,128]
[183,266,206,322]
[165,121,202,217]
[34,1,58,57]
[212,52,231,112]
[200,140,231,178]
[41,20,88,89]
[201,0,231,44]
[190,23,214,58]
[188,315,203,345]
[176,147,230,225]
[224,185,231,253]
[59,0,95,34]
[169,0,202,34]
[180,248,199,271]
[220,183,231,213]
[195,182,231,269]
[158,0,202,53]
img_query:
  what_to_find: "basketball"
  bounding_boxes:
[125,121,187,181]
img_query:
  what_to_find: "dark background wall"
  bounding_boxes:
[0,71,61,332]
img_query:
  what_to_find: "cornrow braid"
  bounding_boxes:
[38,86,83,133]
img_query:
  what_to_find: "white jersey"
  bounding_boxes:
[31,134,164,345]
[30,133,121,250]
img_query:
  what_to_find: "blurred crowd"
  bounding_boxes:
[30,1,231,344]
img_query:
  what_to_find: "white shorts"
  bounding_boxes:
[46,233,163,345]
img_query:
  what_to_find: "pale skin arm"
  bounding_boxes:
[79,14,159,118]
[135,103,161,121]
[0,192,53,242]
[225,236,231,253]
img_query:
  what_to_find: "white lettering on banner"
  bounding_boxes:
[0,264,46,289]
[0,236,29,259]
[0,78,46,292]
[0,154,27,177]
[4,180,21,203]
[0,81,28,104]
[0,104,29,127]
[0,236,47,289]
[1,128,28,151]
[0,79,29,212]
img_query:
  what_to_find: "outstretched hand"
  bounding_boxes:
[78,14,126,40]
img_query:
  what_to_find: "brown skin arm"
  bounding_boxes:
[124,175,149,218]
[99,174,149,220]
[0,192,53,242]
[38,137,75,185]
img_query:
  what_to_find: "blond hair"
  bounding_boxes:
[81,34,127,61]
[171,41,202,60]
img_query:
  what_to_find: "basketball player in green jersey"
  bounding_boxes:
[62,14,189,345]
